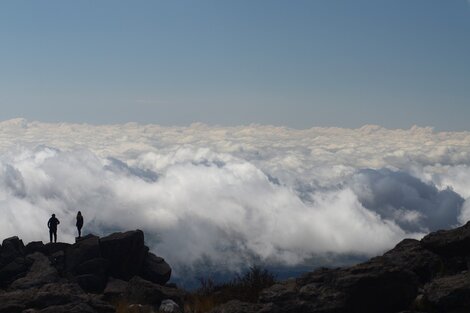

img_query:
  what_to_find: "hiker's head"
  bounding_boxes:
[52,214,56,218]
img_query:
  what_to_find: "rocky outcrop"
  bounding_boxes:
[100,230,148,280]
[211,221,470,313]
[125,276,185,307]
[143,252,173,285]
[0,236,32,288]
[0,230,178,313]
[6,222,470,313]
[422,271,470,311]
[10,253,59,290]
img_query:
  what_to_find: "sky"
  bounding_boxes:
[0,0,469,129]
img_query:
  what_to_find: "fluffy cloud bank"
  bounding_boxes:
[1,119,470,278]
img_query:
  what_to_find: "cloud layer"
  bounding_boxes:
[1,119,470,279]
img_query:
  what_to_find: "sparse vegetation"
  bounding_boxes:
[184,266,276,313]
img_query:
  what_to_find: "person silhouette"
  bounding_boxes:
[47,214,60,243]
[76,211,84,238]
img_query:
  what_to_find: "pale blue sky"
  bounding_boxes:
[0,0,469,130]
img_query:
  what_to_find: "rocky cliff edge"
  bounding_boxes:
[0,230,182,313]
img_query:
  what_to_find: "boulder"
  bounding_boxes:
[260,256,420,313]
[75,258,109,277]
[338,258,419,313]
[421,221,470,257]
[383,239,443,282]
[86,295,116,313]
[423,271,470,311]
[25,242,46,256]
[100,230,148,280]
[262,268,346,313]
[44,243,71,256]
[27,282,85,309]
[0,236,25,265]
[65,235,101,273]
[36,303,96,313]
[10,252,59,289]
[0,256,32,287]
[0,230,177,313]
[2,236,24,253]
[259,279,298,303]
[0,303,25,313]
[142,252,171,285]
[75,274,107,294]
[0,289,35,313]
[103,277,128,301]
[0,281,113,313]
[209,300,265,313]
[125,276,185,307]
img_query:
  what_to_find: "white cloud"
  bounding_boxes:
[0,119,469,278]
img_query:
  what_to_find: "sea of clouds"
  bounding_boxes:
[1,118,470,282]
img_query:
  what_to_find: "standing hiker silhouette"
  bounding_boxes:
[47,214,60,243]
[76,211,84,238]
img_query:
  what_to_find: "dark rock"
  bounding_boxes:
[76,274,107,294]
[257,303,282,313]
[251,223,470,313]
[36,303,96,313]
[0,303,25,313]
[263,273,346,313]
[103,277,128,301]
[49,250,65,273]
[1,236,25,265]
[423,271,470,311]
[209,300,265,313]
[383,239,443,282]
[25,242,46,256]
[339,259,419,313]
[259,280,298,304]
[260,257,419,313]
[125,276,185,307]
[440,255,469,276]
[2,236,25,253]
[0,230,178,313]
[75,258,109,277]
[0,289,35,312]
[27,282,85,308]
[10,252,59,289]
[142,252,171,285]
[100,230,147,280]
[421,221,470,257]
[0,256,32,287]
[87,295,116,313]
[65,235,101,273]
[43,242,71,256]
[0,281,102,312]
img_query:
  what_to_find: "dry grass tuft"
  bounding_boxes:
[184,266,276,313]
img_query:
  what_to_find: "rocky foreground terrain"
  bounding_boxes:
[3,222,470,313]
[212,222,470,313]
[0,230,182,313]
